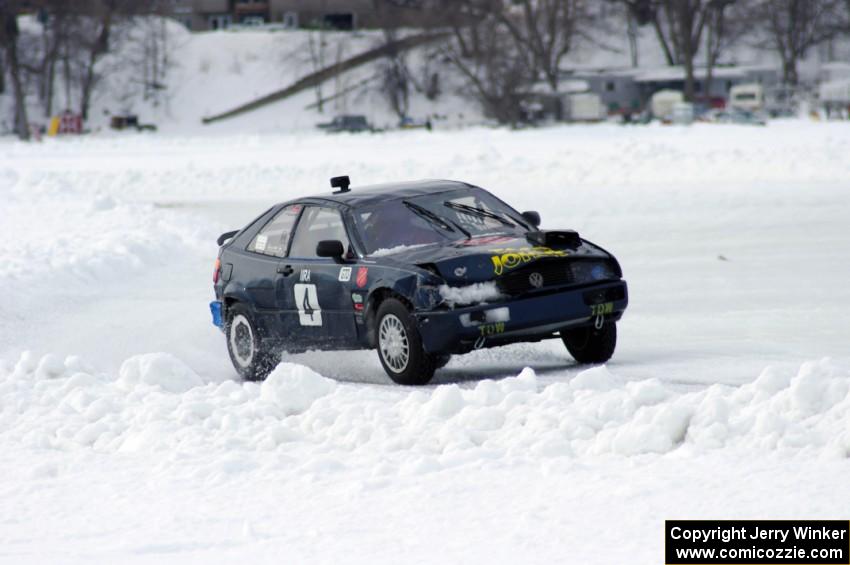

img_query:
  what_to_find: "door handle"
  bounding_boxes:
[277,264,294,276]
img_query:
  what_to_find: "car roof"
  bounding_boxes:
[300,179,475,208]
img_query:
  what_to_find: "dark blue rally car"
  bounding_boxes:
[210,177,628,385]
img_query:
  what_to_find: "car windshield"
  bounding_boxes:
[353,188,532,255]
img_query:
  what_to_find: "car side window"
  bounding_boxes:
[247,205,302,258]
[288,207,351,259]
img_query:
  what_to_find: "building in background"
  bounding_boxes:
[169,0,232,30]
[171,0,446,31]
[566,65,779,115]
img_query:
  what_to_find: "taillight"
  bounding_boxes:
[213,258,221,283]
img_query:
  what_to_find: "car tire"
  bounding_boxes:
[375,298,436,385]
[225,303,278,381]
[561,322,617,364]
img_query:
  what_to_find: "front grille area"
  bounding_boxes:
[496,259,619,295]
[497,260,574,295]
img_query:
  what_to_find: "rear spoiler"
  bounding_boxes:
[217,230,239,246]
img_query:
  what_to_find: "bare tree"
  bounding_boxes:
[654,1,713,101]
[703,0,748,98]
[841,1,850,38]
[378,29,412,120]
[615,0,659,66]
[502,1,584,87]
[128,11,172,107]
[441,7,534,126]
[14,1,72,118]
[62,0,160,120]
[460,0,591,119]
[623,0,718,100]
[0,0,29,140]
[754,0,846,86]
[372,3,415,121]
[372,0,451,118]
[306,27,329,112]
[77,1,118,120]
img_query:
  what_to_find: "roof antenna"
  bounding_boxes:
[331,175,351,193]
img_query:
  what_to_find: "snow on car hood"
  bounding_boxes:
[377,234,612,284]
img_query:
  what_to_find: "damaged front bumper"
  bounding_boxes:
[414,281,628,354]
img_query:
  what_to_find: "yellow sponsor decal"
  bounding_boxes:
[490,246,569,275]
[479,322,506,336]
[590,302,614,316]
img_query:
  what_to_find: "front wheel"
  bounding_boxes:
[225,303,278,381]
[375,298,436,385]
[561,322,617,364]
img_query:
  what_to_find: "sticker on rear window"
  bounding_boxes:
[255,234,268,252]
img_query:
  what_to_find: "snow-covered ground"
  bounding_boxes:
[1,121,849,563]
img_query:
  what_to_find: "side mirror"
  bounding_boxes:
[316,239,345,260]
[521,211,541,228]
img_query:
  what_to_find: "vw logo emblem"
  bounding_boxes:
[528,272,544,288]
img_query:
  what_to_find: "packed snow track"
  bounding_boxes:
[1,123,849,564]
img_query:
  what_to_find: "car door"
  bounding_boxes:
[242,204,302,339]
[280,205,359,347]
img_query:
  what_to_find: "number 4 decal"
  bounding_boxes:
[294,284,322,326]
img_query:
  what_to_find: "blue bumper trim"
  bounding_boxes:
[210,301,223,328]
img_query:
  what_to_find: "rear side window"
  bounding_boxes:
[247,205,301,257]
[288,207,351,258]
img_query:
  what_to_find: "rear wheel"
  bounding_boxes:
[561,322,617,364]
[375,298,436,385]
[225,303,278,381]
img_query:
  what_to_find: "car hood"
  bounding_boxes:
[372,234,613,284]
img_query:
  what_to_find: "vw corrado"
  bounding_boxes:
[210,177,628,385]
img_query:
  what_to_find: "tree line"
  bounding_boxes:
[376,0,850,125]
[2,0,849,139]
[0,0,170,140]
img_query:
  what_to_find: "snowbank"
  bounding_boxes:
[0,169,214,296]
[3,352,849,467]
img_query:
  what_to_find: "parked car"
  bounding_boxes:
[729,83,765,112]
[317,115,373,133]
[110,115,157,132]
[210,177,629,385]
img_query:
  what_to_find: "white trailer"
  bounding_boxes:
[650,90,684,120]
[729,83,765,111]
[567,93,606,121]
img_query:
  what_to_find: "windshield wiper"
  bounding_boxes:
[404,201,471,238]
[443,201,516,227]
